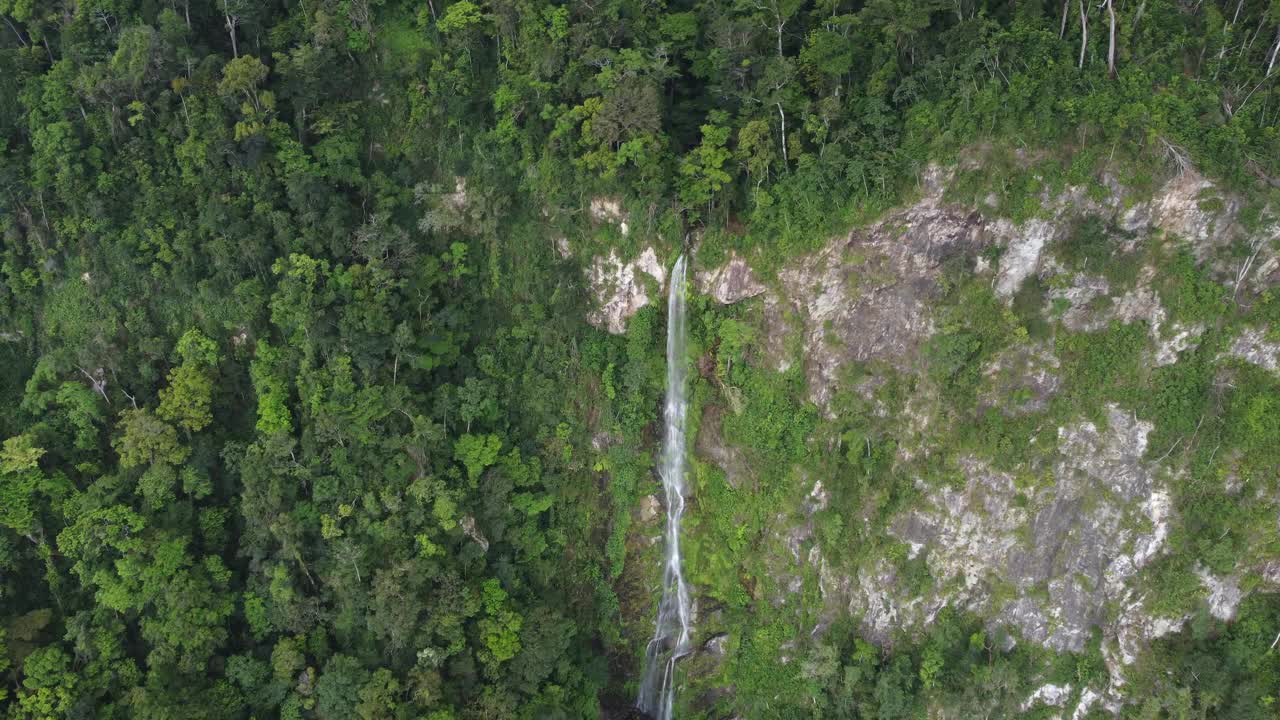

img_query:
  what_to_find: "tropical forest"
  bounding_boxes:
[2,0,1280,718]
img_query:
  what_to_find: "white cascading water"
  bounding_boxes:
[637,255,692,720]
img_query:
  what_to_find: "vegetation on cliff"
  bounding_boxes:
[1,0,1280,718]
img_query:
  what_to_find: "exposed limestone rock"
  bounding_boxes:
[895,459,1027,595]
[585,247,665,334]
[1113,593,1185,667]
[1147,170,1237,253]
[850,559,909,643]
[1021,683,1072,711]
[675,158,1274,713]
[742,161,1246,410]
[993,218,1057,297]
[760,471,850,614]
[1227,326,1280,371]
[1198,569,1243,620]
[1073,688,1102,720]
[758,294,799,372]
[1262,560,1280,587]
[461,515,489,552]
[589,196,630,236]
[591,430,620,451]
[1048,264,1204,364]
[696,253,767,304]
[638,495,661,524]
[1153,323,1204,366]
[703,633,730,656]
[878,406,1172,655]
[775,172,985,407]
[1049,267,1111,330]
[804,480,829,514]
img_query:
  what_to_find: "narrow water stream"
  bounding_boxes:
[637,255,692,720]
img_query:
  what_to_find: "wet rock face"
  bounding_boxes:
[696,253,767,305]
[702,633,730,656]
[694,405,752,490]
[585,247,666,334]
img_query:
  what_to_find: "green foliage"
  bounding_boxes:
[113,408,189,469]
[454,433,502,483]
[1128,594,1280,718]
[719,365,816,476]
[1054,215,1141,289]
[1156,248,1228,325]
[1,0,1278,717]
[1056,322,1146,411]
[157,364,214,432]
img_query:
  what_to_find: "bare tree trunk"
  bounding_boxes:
[1107,0,1117,76]
[3,15,28,47]
[1060,0,1070,39]
[1243,17,1265,59]
[1233,235,1264,301]
[222,1,239,57]
[1078,0,1088,69]
[1268,24,1280,77]
[1215,0,1246,72]
[776,102,789,166]
[78,367,112,406]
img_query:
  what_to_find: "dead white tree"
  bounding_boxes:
[1078,0,1089,69]
[1233,234,1266,301]
[109,368,138,409]
[222,0,240,57]
[1267,24,1280,76]
[753,0,788,60]
[1217,0,1246,69]
[1159,135,1192,175]
[1105,0,1117,76]
[777,102,789,165]
[78,367,112,406]
[3,14,28,47]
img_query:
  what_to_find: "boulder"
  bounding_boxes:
[696,253,767,304]
[586,247,666,334]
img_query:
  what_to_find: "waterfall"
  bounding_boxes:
[638,255,693,720]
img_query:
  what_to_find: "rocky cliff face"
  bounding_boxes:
[579,164,1280,714]
[584,246,666,334]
